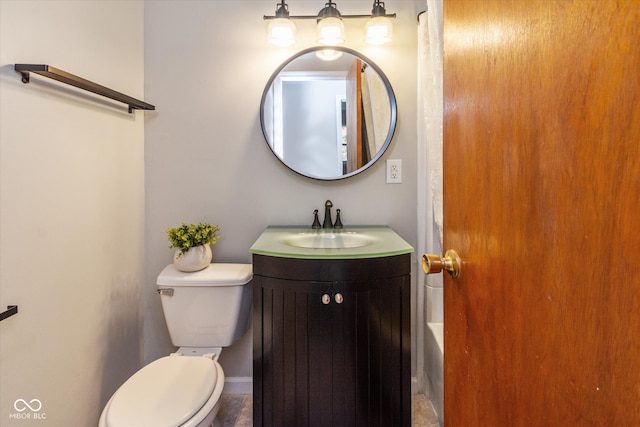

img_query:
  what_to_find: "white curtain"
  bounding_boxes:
[416,0,444,402]
[418,2,444,255]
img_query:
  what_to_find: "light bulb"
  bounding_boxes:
[365,16,393,45]
[317,17,345,45]
[268,18,296,46]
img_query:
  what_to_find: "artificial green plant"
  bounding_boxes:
[166,222,220,257]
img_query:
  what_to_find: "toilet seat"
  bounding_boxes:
[102,355,223,427]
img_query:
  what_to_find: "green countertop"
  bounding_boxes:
[249,226,414,259]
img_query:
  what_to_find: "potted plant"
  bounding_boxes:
[166,222,220,272]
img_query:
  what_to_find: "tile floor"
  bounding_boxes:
[216,394,440,427]
[217,395,253,427]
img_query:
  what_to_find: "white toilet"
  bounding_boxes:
[99,263,253,427]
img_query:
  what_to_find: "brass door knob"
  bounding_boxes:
[422,249,461,279]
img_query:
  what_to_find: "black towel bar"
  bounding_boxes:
[14,64,155,113]
[0,305,18,322]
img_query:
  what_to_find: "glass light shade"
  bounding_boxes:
[315,48,343,61]
[316,17,345,45]
[268,18,296,46]
[365,16,393,45]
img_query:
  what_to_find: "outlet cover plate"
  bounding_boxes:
[386,159,402,184]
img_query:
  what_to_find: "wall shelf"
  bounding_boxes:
[15,64,155,113]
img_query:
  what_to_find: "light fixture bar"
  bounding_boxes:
[264,1,396,46]
[264,0,395,20]
[264,13,395,20]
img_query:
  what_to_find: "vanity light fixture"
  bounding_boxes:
[267,1,297,47]
[264,0,396,47]
[365,0,394,45]
[316,1,345,45]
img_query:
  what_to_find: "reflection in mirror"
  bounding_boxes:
[260,47,397,180]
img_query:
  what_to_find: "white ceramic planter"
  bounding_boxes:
[173,245,212,272]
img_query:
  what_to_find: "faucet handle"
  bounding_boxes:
[312,209,321,229]
[334,209,343,228]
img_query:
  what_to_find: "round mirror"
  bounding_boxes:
[260,46,397,180]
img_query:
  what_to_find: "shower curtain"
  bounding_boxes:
[418,2,444,254]
[417,0,444,421]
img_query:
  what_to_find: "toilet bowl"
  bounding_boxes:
[99,353,224,427]
[99,263,252,427]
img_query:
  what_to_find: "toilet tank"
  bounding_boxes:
[157,263,252,347]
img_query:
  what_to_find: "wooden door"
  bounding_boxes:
[346,58,363,173]
[443,1,640,425]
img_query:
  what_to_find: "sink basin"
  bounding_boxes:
[250,226,414,259]
[282,232,376,249]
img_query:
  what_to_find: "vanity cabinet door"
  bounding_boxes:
[254,277,333,427]
[253,266,410,427]
[331,277,410,427]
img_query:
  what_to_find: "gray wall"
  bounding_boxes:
[144,0,422,385]
[0,1,145,424]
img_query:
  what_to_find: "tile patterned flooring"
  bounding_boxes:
[217,395,253,427]
[411,394,441,427]
[217,394,440,427]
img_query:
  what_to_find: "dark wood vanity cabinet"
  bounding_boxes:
[252,254,411,427]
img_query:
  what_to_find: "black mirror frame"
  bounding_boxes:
[260,46,398,181]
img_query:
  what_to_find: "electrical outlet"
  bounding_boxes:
[386,159,402,184]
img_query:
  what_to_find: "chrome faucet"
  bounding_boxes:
[322,200,333,229]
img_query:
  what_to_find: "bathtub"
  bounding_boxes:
[425,322,443,425]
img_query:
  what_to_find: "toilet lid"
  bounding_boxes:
[105,355,218,427]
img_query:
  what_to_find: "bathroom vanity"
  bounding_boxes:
[250,226,413,426]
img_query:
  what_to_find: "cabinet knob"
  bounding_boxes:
[334,293,344,304]
[322,294,331,305]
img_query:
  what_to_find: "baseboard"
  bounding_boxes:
[411,376,420,395]
[223,376,253,395]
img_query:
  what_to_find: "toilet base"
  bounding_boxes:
[195,398,220,427]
